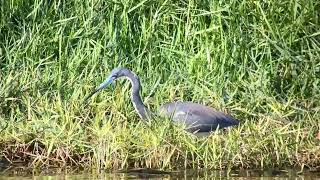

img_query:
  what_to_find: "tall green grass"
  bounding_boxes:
[0,0,319,170]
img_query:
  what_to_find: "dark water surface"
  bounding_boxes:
[0,167,319,179]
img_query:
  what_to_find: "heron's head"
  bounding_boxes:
[84,67,130,102]
[96,68,130,90]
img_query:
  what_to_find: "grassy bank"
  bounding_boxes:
[1,0,320,170]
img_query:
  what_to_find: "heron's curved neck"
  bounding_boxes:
[124,71,150,120]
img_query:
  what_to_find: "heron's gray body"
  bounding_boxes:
[159,102,239,132]
[85,68,239,133]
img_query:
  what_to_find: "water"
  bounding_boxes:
[0,167,319,179]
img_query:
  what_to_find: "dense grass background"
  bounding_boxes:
[0,0,320,170]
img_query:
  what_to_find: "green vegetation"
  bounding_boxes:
[0,0,319,170]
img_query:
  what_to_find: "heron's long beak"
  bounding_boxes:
[83,76,113,103]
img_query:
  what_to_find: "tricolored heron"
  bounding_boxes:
[85,68,239,133]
